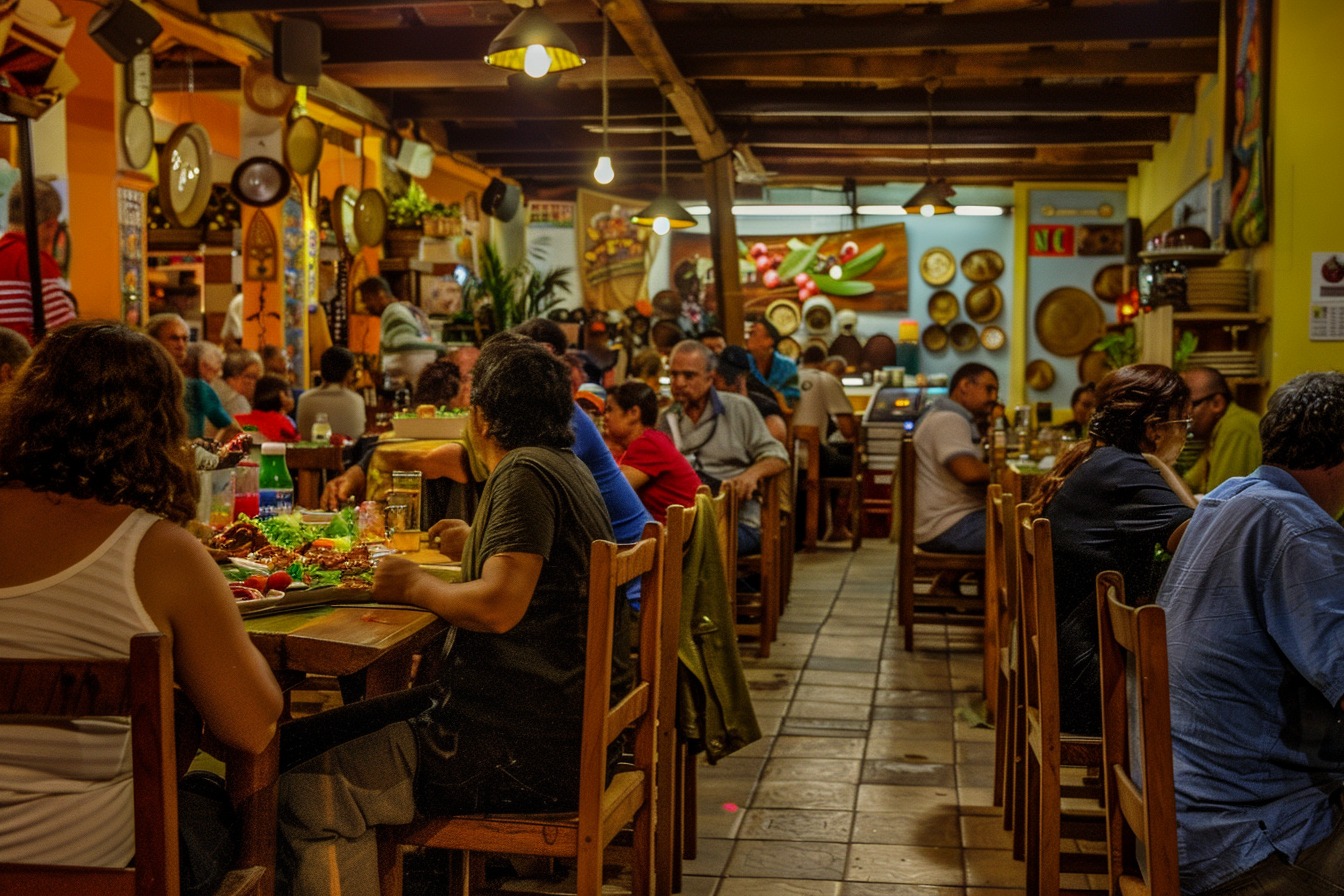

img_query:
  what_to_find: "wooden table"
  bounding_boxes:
[226,603,449,895]
[285,444,347,509]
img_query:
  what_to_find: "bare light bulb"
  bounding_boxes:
[523,44,551,78]
[593,154,614,185]
[920,204,936,217]
[652,216,671,236]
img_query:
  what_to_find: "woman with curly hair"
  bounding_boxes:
[278,332,624,896]
[0,322,282,883]
[1029,363,1197,736]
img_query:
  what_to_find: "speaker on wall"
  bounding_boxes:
[88,0,163,65]
[1123,216,1143,266]
[274,18,322,87]
[482,178,521,223]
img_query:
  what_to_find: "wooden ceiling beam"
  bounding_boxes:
[391,82,1196,121]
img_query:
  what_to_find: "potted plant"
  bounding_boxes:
[466,242,573,334]
[385,183,457,256]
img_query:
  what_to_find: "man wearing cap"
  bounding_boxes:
[713,346,787,443]
[745,319,800,406]
[1181,366,1262,494]
[911,362,999,553]
[661,340,789,555]
[357,276,444,389]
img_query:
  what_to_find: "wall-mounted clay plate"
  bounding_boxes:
[927,289,959,326]
[961,248,1004,283]
[920,247,956,286]
[922,324,949,352]
[949,322,978,352]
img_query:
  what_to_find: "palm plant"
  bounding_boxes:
[467,242,573,332]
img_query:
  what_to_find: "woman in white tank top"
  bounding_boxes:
[0,322,283,874]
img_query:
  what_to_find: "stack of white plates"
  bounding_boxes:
[1185,350,1260,377]
[1185,268,1252,311]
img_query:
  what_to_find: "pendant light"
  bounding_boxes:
[632,99,697,234]
[902,77,955,216]
[485,6,585,79]
[592,13,614,184]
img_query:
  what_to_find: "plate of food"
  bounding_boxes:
[393,406,469,440]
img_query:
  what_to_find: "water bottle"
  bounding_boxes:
[311,412,332,444]
[257,442,294,519]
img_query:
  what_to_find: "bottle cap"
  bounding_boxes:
[261,442,287,455]
[315,412,329,421]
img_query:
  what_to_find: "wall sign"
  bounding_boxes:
[1028,225,1075,257]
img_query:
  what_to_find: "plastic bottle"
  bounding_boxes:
[258,442,294,519]
[232,460,260,520]
[311,412,332,444]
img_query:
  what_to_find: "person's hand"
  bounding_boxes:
[428,518,471,561]
[320,467,365,510]
[723,471,760,502]
[373,556,426,604]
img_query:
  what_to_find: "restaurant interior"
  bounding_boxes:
[2,0,1343,894]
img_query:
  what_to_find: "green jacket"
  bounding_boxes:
[677,491,761,762]
[1183,401,1262,493]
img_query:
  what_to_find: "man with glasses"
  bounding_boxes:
[660,340,788,555]
[911,363,999,553]
[1181,366,1262,494]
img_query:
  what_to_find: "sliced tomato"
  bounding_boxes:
[243,574,269,592]
[266,571,293,592]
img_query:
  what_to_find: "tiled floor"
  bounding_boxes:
[676,541,1024,896]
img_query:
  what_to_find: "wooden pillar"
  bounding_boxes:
[703,153,741,345]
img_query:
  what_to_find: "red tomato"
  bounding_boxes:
[793,273,811,287]
[267,571,293,592]
[749,242,768,258]
[754,254,774,274]
[762,269,781,289]
[243,574,268,592]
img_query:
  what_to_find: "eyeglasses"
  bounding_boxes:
[1153,417,1193,430]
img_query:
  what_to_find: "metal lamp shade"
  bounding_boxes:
[631,193,697,230]
[231,157,291,207]
[485,8,584,75]
[901,178,956,216]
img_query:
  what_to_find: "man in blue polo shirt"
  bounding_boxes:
[1158,371,1344,895]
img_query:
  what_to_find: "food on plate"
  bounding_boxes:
[415,403,438,418]
[229,583,267,602]
[207,508,376,591]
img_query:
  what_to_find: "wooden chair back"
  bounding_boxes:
[654,502,697,896]
[697,484,736,596]
[1018,512,1106,894]
[1096,570,1179,896]
[0,633,267,896]
[896,438,985,651]
[992,492,1025,825]
[378,523,667,896]
[733,469,785,657]
[285,444,347,510]
[793,424,861,552]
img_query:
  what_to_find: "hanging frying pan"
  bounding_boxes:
[354,188,388,248]
[332,186,361,256]
[284,110,323,177]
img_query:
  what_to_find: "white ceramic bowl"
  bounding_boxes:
[391,416,468,440]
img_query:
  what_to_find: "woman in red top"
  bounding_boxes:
[234,373,299,442]
[604,381,700,523]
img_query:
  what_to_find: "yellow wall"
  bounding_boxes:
[1131,73,1224,227]
[1266,0,1344,382]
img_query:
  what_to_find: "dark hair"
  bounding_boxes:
[950,362,996,392]
[0,321,198,523]
[252,373,290,412]
[610,381,659,426]
[0,326,32,369]
[1032,363,1189,513]
[1070,382,1096,405]
[319,346,355,384]
[471,332,574,451]
[750,317,781,345]
[698,328,725,342]
[511,318,568,355]
[412,359,463,406]
[801,345,827,365]
[628,348,662,380]
[356,276,393,295]
[1261,372,1344,470]
[1184,365,1231,400]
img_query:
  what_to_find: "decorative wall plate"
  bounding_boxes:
[921,324,948,352]
[949,322,978,352]
[965,283,1003,323]
[332,186,361,256]
[284,112,323,176]
[242,60,297,117]
[354,188,388,247]
[159,123,212,229]
[980,325,1006,351]
[927,289,959,326]
[120,102,154,170]
[1026,358,1056,390]
[1035,286,1106,356]
[919,247,956,286]
[961,249,1004,283]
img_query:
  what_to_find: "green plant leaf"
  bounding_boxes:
[811,273,875,297]
[777,236,826,280]
[840,242,885,279]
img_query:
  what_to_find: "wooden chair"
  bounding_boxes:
[377,523,666,896]
[285,443,347,509]
[1018,513,1106,894]
[0,632,270,896]
[654,502,697,896]
[734,468,785,658]
[794,424,861,552]
[989,486,1026,824]
[1096,570,1179,896]
[896,438,986,652]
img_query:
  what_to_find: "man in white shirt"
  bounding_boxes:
[296,346,367,440]
[911,362,998,553]
[793,345,859,540]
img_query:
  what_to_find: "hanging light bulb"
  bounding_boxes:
[484,8,584,77]
[632,97,697,231]
[592,14,614,184]
[522,43,551,78]
[900,78,956,216]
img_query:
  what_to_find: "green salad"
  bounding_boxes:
[251,507,357,550]
[393,406,469,419]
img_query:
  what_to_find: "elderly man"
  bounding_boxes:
[1158,372,1344,895]
[146,313,240,441]
[659,339,789,555]
[0,325,31,384]
[744,318,800,406]
[911,362,999,553]
[357,276,444,389]
[1181,365,1262,494]
[0,178,76,345]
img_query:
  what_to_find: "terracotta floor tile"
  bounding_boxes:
[736,808,854,842]
[725,840,849,880]
[845,843,965,886]
[851,809,961,847]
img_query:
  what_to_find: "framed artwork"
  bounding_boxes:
[1225,0,1270,248]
